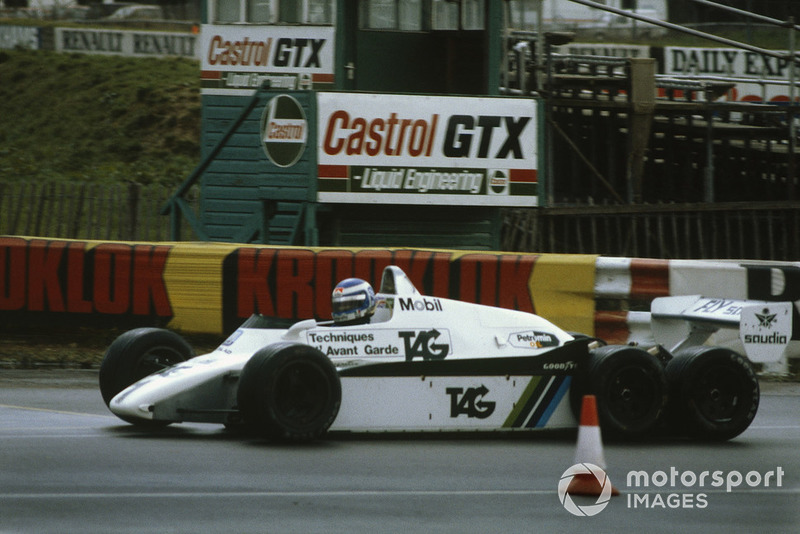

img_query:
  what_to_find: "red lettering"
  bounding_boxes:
[498,255,536,313]
[354,250,393,287]
[93,244,131,315]
[457,254,498,305]
[426,114,438,157]
[275,249,315,318]
[132,245,172,316]
[237,248,275,317]
[207,35,222,65]
[322,110,439,158]
[314,250,354,320]
[323,110,348,155]
[431,252,451,298]
[66,242,92,314]
[346,117,367,155]
[391,250,433,291]
[366,119,384,156]
[0,237,26,311]
[27,240,66,312]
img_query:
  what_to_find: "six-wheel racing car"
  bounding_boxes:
[99,266,793,442]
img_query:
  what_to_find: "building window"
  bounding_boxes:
[361,0,484,31]
[213,0,333,24]
[216,0,241,22]
[361,0,423,30]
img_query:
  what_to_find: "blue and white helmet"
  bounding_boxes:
[332,278,376,323]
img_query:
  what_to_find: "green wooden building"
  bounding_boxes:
[164,0,543,249]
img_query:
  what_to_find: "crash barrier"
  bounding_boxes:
[1,236,797,372]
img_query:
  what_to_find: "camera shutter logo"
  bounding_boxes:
[557,463,614,517]
[260,94,307,167]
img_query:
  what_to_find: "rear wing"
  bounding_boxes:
[650,296,795,363]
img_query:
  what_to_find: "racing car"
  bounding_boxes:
[99,266,790,442]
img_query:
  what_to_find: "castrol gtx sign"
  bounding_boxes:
[200,25,334,94]
[316,93,539,206]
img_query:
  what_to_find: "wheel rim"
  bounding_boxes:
[606,365,658,423]
[691,364,745,423]
[274,361,330,426]
[133,346,186,381]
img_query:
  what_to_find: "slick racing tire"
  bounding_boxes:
[237,342,342,442]
[99,328,194,423]
[572,345,667,439]
[665,347,759,441]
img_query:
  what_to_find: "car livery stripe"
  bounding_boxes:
[528,375,571,428]
[503,375,570,429]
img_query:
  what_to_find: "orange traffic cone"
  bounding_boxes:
[567,395,620,496]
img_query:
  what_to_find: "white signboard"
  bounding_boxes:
[664,46,796,103]
[200,24,334,95]
[0,25,39,50]
[316,92,539,207]
[558,43,649,59]
[54,28,198,59]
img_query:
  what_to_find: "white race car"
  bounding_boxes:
[99,266,788,442]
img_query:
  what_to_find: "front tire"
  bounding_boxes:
[99,328,193,423]
[237,342,341,442]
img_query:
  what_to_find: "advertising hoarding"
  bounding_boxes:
[316,92,539,207]
[664,46,797,102]
[200,24,335,95]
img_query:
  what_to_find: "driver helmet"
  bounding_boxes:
[332,278,376,324]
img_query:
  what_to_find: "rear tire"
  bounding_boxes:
[237,342,341,441]
[666,347,759,441]
[572,345,667,439]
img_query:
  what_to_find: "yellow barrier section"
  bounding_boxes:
[530,254,599,335]
[0,237,598,336]
[162,242,240,334]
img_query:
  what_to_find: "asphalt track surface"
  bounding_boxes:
[0,370,798,534]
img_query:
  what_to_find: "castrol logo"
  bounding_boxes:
[260,94,307,167]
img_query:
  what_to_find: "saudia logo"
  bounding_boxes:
[743,307,788,344]
[743,332,788,344]
[260,94,307,167]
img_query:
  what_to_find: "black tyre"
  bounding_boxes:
[99,328,193,408]
[572,345,667,439]
[237,342,341,442]
[666,347,759,441]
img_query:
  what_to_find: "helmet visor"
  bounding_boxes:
[332,293,368,314]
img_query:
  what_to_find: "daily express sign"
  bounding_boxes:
[664,46,797,103]
[316,93,539,207]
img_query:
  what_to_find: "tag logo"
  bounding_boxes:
[446,386,495,419]
[399,329,450,361]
